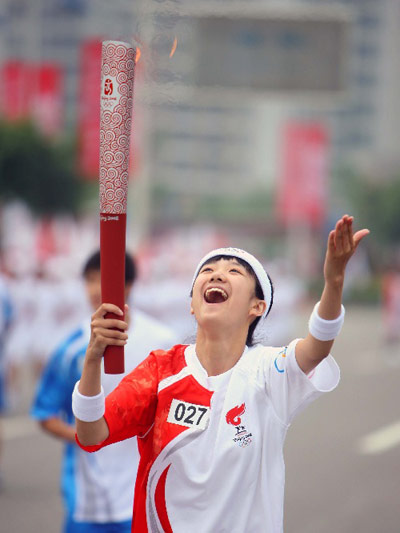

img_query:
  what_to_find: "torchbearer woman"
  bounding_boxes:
[73,214,369,533]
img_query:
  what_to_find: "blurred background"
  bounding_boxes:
[0,0,399,532]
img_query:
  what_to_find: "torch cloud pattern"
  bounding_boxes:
[99,41,135,214]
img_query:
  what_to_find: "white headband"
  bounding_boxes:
[191,247,272,318]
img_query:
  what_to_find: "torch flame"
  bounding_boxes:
[135,47,141,64]
[169,37,177,58]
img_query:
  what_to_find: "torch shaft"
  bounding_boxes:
[100,213,126,374]
[99,40,135,374]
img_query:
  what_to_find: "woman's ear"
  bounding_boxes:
[190,305,195,315]
[250,299,266,319]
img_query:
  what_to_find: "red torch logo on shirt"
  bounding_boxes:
[104,78,113,95]
[226,403,252,448]
[226,403,246,426]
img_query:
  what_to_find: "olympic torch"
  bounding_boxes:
[99,40,135,374]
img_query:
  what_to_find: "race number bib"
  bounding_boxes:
[167,399,210,430]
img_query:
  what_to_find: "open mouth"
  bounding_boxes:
[204,287,228,304]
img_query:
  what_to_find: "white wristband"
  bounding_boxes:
[308,301,345,341]
[72,381,105,422]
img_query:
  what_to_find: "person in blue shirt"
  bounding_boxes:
[0,274,14,488]
[31,251,177,533]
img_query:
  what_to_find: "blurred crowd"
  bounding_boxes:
[0,201,399,418]
[0,202,317,417]
[0,265,310,421]
[0,264,90,411]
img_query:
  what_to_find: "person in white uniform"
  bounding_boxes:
[31,251,177,533]
[72,215,369,533]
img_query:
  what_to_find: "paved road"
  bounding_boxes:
[1,305,399,532]
[284,305,400,533]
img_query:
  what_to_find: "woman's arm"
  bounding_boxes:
[75,303,128,446]
[295,215,369,375]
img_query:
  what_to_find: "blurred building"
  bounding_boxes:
[0,0,134,128]
[130,1,349,238]
[143,0,400,227]
[0,0,399,228]
[296,0,400,173]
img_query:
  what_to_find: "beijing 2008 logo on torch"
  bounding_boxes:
[104,78,113,95]
[101,75,118,111]
[226,403,253,448]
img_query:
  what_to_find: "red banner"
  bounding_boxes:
[31,64,63,136]
[0,61,31,120]
[277,122,329,227]
[0,61,63,136]
[77,39,102,179]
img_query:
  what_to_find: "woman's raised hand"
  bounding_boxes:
[87,303,129,360]
[324,215,369,285]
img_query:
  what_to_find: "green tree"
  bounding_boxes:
[335,167,400,269]
[0,120,83,214]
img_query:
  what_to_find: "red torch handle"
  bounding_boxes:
[100,213,126,374]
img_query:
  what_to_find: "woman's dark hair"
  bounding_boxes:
[191,254,274,347]
[82,250,137,285]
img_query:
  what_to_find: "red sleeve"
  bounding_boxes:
[76,351,160,452]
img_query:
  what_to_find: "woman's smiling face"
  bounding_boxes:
[191,257,266,333]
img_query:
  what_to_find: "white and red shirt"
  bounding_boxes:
[77,340,340,532]
[32,310,177,524]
